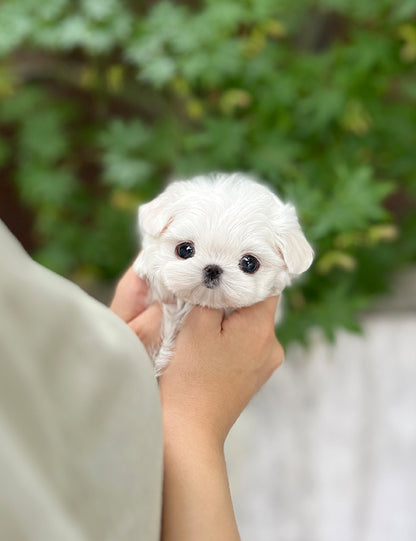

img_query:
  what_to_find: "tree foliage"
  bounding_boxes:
[1,0,415,346]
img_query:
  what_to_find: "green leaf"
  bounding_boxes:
[0,87,47,122]
[307,166,393,239]
[35,0,68,22]
[99,119,151,154]
[138,56,177,87]
[278,285,367,346]
[15,166,75,206]
[81,0,118,21]
[0,3,32,55]
[19,111,69,163]
[103,154,154,189]
[99,118,155,188]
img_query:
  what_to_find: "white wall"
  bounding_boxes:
[226,313,416,541]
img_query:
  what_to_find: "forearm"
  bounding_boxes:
[161,422,240,541]
[159,299,283,540]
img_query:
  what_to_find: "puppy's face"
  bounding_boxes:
[134,174,313,309]
[147,218,286,309]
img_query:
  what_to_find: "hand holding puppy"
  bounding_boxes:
[160,295,284,448]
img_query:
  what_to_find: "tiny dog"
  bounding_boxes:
[134,173,313,375]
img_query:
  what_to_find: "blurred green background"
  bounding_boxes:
[1,0,415,346]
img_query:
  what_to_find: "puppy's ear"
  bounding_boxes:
[138,191,173,237]
[273,203,314,275]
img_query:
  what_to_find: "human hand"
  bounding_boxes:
[159,296,284,449]
[110,265,162,355]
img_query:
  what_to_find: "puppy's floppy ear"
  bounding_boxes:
[138,190,173,237]
[273,203,314,275]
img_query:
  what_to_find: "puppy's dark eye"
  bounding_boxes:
[239,255,260,274]
[176,242,195,259]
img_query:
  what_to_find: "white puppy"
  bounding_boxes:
[134,173,313,375]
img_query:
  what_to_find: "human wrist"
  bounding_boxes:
[162,407,226,458]
[161,411,240,541]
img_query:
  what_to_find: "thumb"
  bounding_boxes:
[129,302,163,354]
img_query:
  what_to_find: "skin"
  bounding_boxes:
[110,265,284,541]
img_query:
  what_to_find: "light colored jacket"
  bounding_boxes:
[0,221,163,540]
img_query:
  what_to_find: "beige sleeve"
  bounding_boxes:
[0,221,163,541]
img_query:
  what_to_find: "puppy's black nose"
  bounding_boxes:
[203,264,223,288]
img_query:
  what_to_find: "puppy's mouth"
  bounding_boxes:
[203,279,221,289]
[173,283,229,309]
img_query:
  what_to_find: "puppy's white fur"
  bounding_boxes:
[134,173,313,375]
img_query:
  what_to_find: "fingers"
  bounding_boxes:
[110,264,149,323]
[222,295,279,333]
[180,296,279,338]
[121,265,149,299]
[129,302,163,353]
[181,305,224,335]
[246,295,280,319]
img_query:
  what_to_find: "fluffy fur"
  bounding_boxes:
[134,173,313,375]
